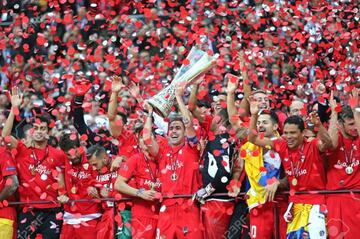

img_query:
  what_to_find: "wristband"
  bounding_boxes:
[187,135,199,145]
[136,188,145,197]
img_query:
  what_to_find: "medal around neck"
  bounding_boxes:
[171,173,178,181]
[345,166,353,175]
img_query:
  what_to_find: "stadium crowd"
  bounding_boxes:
[0,0,359,239]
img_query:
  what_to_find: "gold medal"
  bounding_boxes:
[71,186,77,194]
[345,166,353,175]
[171,173,178,181]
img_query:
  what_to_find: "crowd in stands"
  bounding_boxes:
[0,0,359,239]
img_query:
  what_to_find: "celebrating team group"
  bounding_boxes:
[0,67,359,239]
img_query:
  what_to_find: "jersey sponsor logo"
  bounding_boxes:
[285,168,307,177]
[71,170,92,179]
[165,160,184,170]
[29,164,51,176]
[96,172,118,182]
[144,179,161,189]
[336,159,359,169]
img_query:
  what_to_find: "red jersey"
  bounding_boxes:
[117,128,139,158]
[199,114,213,139]
[64,155,101,215]
[326,132,360,190]
[157,141,201,206]
[95,170,119,209]
[119,152,160,218]
[273,138,326,204]
[0,147,17,220]
[14,141,66,209]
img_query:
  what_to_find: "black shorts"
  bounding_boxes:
[17,207,63,239]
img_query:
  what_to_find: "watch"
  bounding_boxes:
[136,188,145,197]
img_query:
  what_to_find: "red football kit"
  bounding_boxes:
[119,152,160,239]
[61,154,102,239]
[117,128,139,159]
[326,132,360,239]
[95,169,119,239]
[156,141,202,239]
[14,141,66,208]
[0,146,17,239]
[0,147,17,221]
[273,138,326,205]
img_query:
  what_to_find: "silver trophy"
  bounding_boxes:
[148,46,219,117]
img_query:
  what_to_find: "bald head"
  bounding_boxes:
[290,100,305,117]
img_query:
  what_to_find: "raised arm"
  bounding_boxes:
[175,83,196,138]
[350,88,360,136]
[188,76,206,123]
[2,87,22,149]
[309,111,333,152]
[328,90,339,149]
[226,74,247,140]
[248,98,274,148]
[72,81,98,143]
[237,51,252,117]
[107,76,125,138]
[143,102,159,157]
[227,74,240,127]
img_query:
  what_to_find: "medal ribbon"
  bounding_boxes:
[342,141,355,168]
[168,144,185,179]
[31,145,49,168]
[288,144,305,179]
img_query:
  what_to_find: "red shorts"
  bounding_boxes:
[131,215,157,239]
[60,218,99,239]
[249,201,287,239]
[156,201,202,239]
[201,200,234,239]
[327,194,360,239]
[96,210,114,239]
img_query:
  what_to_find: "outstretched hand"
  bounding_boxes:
[248,96,259,116]
[226,73,239,94]
[309,111,321,127]
[111,75,125,93]
[329,90,337,112]
[10,87,23,108]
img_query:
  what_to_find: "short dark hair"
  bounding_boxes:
[259,110,279,125]
[86,144,106,158]
[251,90,267,96]
[339,105,354,123]
[169,115,185,128]
[32,115,51,129]
[59,133,80,152]
[284,115,305,132]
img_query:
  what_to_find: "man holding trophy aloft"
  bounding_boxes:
[139,46,218,238]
